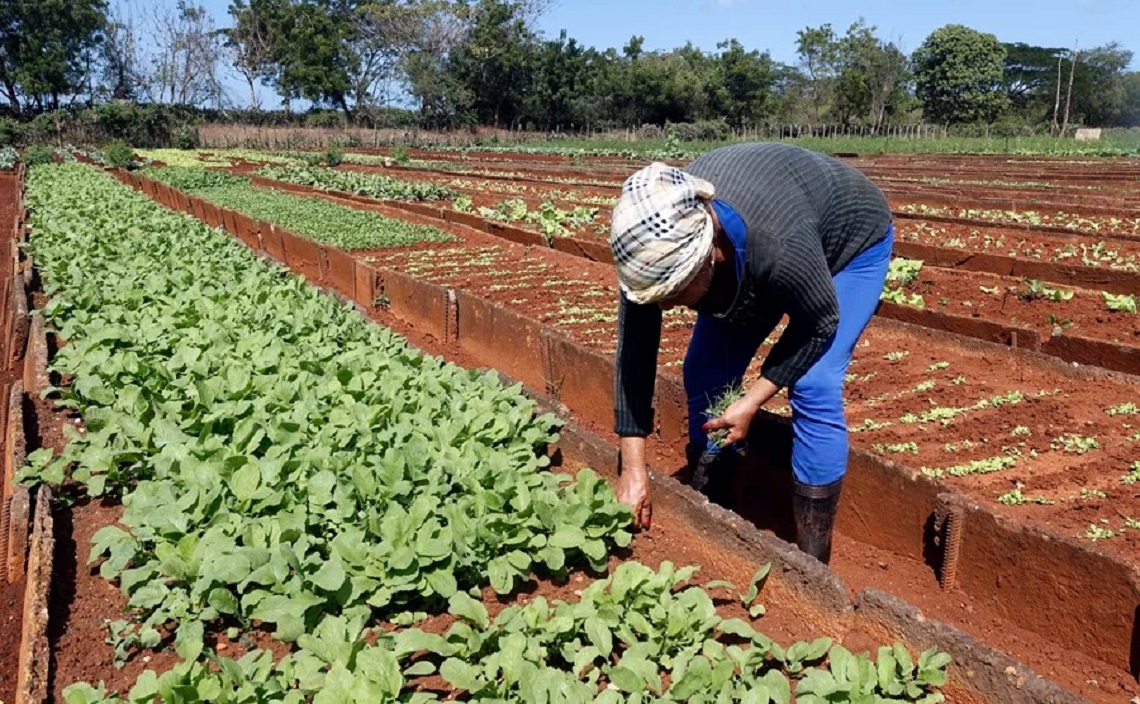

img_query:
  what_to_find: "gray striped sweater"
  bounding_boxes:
[614,142,891,437]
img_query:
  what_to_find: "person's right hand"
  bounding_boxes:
[618,436,652,530]
[617,468,652,530]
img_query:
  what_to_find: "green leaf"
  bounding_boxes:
[715,618,757,639]
[174,620,203,662]
[439,658,484,692]
[584,616,613,657]
[311,559,347,593]
[394,629,455,657]
[448,592,489,629]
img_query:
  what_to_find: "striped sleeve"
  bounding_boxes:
[760,233,840,389]
[613,292,662,436]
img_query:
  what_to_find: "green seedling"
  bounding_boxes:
[997,488,1054,506]
[873,442,919,455]
[1018,279,1073,302]
[1052,434,1100,455]
[1085,523,1116,541]
[1102,292,1138,313]
[705,563,771,617]
[1107,402,1139,416]
[1122,461,1140,485]
[705,383,746,448]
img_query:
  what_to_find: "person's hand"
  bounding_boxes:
[618,436,652,530]
[704,395,762,446]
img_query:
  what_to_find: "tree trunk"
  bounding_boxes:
[0,62,20,113]
[1061,48,1078,137]
[1051,54,1063,135]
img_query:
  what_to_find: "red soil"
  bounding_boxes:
[892,265,1140,347]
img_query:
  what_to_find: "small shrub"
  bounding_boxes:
[21,145,55,166]
[323,146,344,167]
[174,128,197,150]
[390,145,411,164]
[0,145,18,169]
[103,140,135,169]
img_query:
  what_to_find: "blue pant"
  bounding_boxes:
[683,226,894,486]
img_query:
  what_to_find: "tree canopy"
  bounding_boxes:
[0,0,1137,131]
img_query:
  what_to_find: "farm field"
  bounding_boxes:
[4,145,1140,704]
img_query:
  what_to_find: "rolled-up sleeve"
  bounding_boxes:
[614,292,662,436]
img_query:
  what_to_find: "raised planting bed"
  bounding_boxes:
[7,162,1044,704]
[126,162,1140,701]
[883,261,1139,373]
[142,166,456,251]
[896,203,1140,238]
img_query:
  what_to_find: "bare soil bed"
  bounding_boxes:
[890,265,1140,347]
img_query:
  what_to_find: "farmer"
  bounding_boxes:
[610,142,893,563]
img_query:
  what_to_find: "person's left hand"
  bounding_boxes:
[703,395,762,445]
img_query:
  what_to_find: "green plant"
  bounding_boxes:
[1107,402,1139,415]
[850,418,892,433]
[146,167,454,250]
[872,442,919,455]
[881,258,925,308]
[323,146,344,167]
[996,488,1054,506]
[103,139,135,169]
[0,145,17,169]
[1052,434,1100,455]
[1018,279,1072,302]
[64,561,950,703]
[704,383,746,448]
[1085,523,1116,541]
[926,362,949,372]
[22,164,632,663]
[258,164,454,201]
[1121,461,1140,485]
[390,145,411,163]
[1048,315,1074,336]
[922,455,1017,478]
[1102,292,1137,313]
[21,144,54,166]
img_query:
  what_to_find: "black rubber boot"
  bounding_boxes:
[792,478,843,564]
[687,444,743,508]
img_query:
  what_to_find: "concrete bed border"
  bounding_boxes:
[109,166,1105,702]
[5,166,56,704]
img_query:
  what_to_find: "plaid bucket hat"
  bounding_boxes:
[610,162,716,305]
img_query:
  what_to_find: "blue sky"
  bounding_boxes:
[174,0,1139,107]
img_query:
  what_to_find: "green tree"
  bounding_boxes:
[831,19,908,129]
[226,0,285,109]
[269,0,355,117]
[1119,72,1140,127]
[1067,43,1134,126]
[1001,42,1066,120]
[709,39,778,127]
[795,24,840,122]
[912,24,1009,124]
[0,0,108,112]
[446,0,538,127]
